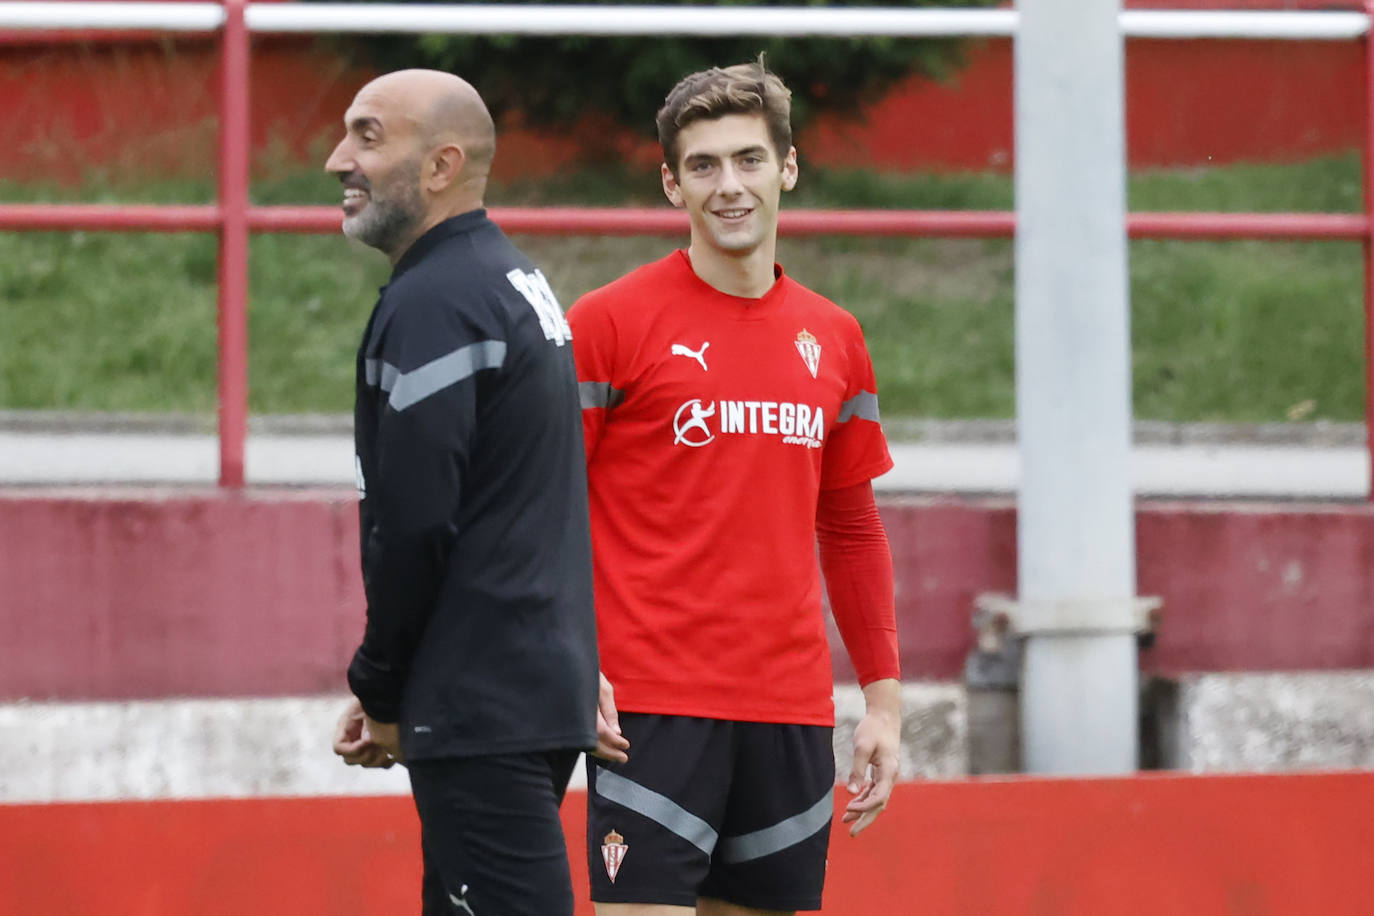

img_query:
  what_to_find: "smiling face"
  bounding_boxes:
[324,84,427,258]
[662,113,798,262]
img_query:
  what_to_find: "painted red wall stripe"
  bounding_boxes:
[4,773,1374,914]
[5,492,1374,701]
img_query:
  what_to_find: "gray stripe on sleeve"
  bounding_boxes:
[384,340,507,412]
[579,380,625,410]
[593,769,718,856]
[718,791,833,864]
[837,390,881,424]
[364,357,399,391]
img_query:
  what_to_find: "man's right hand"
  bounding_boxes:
[332,696,396,768]
[592,672,630,763]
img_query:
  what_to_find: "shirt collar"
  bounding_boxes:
[391,208,490,279]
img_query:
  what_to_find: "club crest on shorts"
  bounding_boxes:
[601,829,628,883]
[795,328,821,379]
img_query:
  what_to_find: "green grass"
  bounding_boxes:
[0,154,1366,421]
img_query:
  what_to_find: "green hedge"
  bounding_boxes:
[320,0,998,148]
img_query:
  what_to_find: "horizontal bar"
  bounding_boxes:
[783,209,1013,238]
[1120,10,1369,40]
[249,206,1374,239]
[0,3,1365,39]
[246,4,1017,37]
[258,205,1019,236]
[251,6,1372,40]
[0,2,222,31]
[267,207,1374,241]
[0,203,1367,241]
[1129,211,1370,240]
[251,205,690,235]
[0,204,221,231]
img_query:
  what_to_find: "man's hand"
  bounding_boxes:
[332,697,399,768]
[842,678,902,837]
[592,672,630,763]
[364,713,403,762]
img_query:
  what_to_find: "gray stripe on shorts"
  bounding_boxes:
[717,791,833,864]
[593,768,718,856]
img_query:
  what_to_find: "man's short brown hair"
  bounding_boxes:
[656,56,793,174]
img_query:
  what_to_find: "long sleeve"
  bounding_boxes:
[816,480,900,686]
[348,300,496,723]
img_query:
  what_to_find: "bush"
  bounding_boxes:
[324,0,997,145]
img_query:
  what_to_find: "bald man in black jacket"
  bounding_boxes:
[325,69,619,916]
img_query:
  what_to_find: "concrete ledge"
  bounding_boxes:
[2,685,961,803]
[833,682,968,782]
[11,673,1374,804]
[0,696,412,803]
[1156,671,1374,773]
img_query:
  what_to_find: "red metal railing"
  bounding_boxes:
[1365,0,1374,500]
[0,5,1370,489]
[217,0,250,489]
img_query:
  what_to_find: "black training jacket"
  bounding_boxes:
[347,209,598,761]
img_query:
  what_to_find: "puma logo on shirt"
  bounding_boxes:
[670,341,710,372]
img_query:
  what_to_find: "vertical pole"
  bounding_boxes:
[1364,1,1374,500]
[217,0,249,488]
[1014,0,1138,773]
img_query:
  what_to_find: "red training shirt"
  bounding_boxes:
[568,250,895,726]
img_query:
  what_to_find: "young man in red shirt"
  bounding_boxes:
[568,58,902,916]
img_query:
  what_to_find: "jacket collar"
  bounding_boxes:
[391,208,490,280]
[363,209,491,356]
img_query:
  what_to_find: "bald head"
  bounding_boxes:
[355,69,496,180]
[326,69,497,261]
[362,69,496,176]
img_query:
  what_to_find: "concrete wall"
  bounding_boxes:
[7,488,1374,783]
[6,489,1374,911]
[0,488,360,701]
[6,489,1374,701]
[1151,671,1374,772]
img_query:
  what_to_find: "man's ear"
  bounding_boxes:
[661,162,684,208]
[426,143,467,193]
[781,146,799,192]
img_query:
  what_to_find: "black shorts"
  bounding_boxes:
[586,714,835,912]
[409,750,580,916]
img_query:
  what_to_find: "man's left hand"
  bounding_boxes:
[841,678,901,837]
[332,696,403,768]
[363,714,403,763]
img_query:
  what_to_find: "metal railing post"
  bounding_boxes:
[216,0,250,488]
[1365,0,1374,499]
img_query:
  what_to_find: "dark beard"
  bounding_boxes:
[344,160,424,256]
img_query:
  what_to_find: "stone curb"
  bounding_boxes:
[1,410,1364,447]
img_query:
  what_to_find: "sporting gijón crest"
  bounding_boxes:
[795,328,821,378]
[602,829,628,883]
